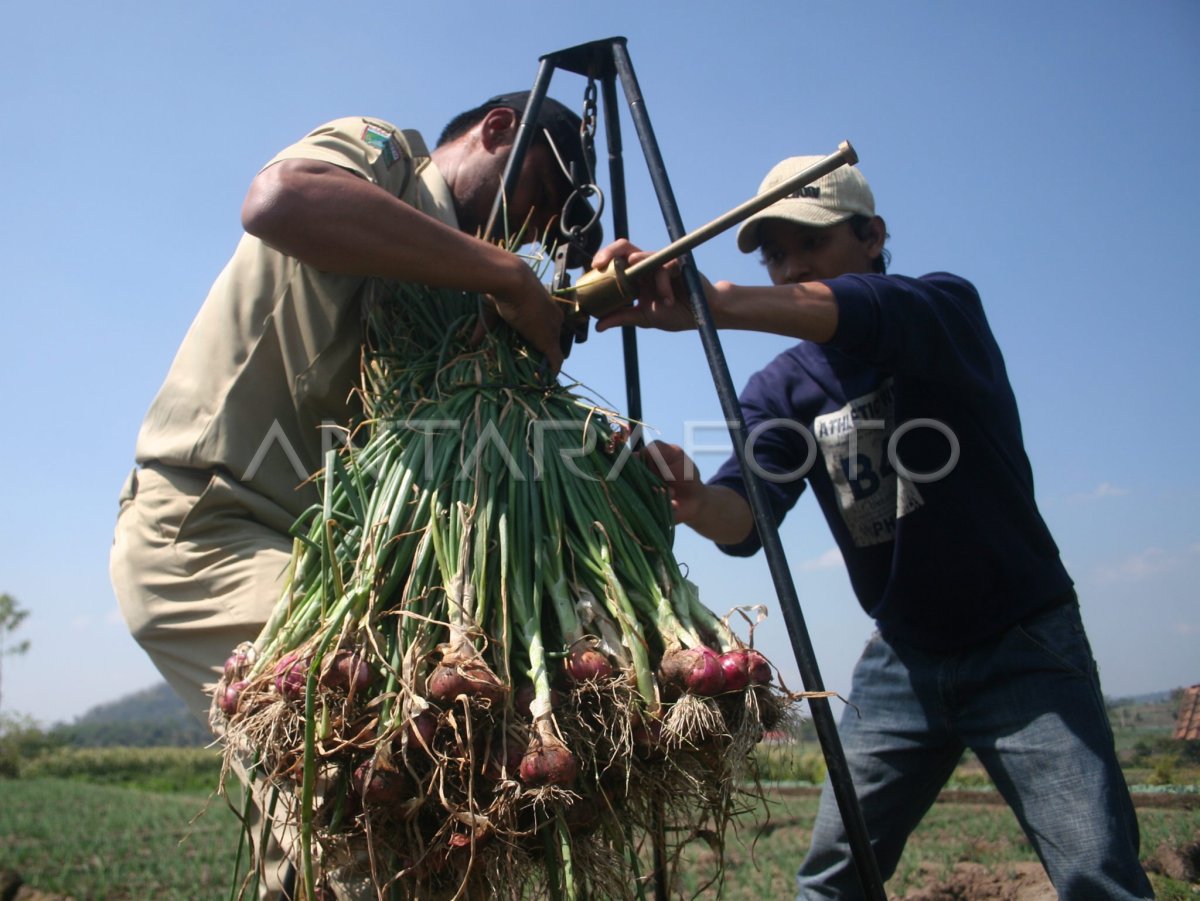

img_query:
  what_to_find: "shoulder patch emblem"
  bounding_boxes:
[362,123,403,168]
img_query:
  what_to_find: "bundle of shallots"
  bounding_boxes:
[211,258,797,900]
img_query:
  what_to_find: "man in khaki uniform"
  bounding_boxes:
[109,92,596,896]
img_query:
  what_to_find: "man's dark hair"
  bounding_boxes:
[437,103,497,147]
[435,103,565,191]
[434,94,602,263]
[849,214,890,274]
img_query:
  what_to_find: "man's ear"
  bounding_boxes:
[863,215,887,258]
[478,107,519,152]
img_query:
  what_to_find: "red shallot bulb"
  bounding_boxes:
[352,759,410,807]
[406,710,439,755]
[660,646,726,696]
[745,650,772,685]
[514,683,565,717]
[320,649,373,694]
[482,732,526,782]
[427,660,506,706]
[273,654,308,701]
[223,648,252,681]
[565,645,614,683]
[718,650,752,692]
[218,680,248,717]
[519,736,578,787]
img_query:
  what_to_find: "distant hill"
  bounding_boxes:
[51,682,213,748]
[1106,689,1177,706]
[51,681,1193,750]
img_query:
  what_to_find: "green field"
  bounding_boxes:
[1,778,241,900]
[2,768,1197,899]
[674,786,1200,899]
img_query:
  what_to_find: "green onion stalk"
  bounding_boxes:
[210,246,792,900]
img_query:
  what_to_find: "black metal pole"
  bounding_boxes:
[483,58,556,244]
[597,73,644,431]
[609,40,888,901]
[595,61,667,901]
[491,34,888,900]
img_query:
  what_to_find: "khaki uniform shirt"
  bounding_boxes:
[134,117,458,529]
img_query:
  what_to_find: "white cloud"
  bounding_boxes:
[800,547,843,572]
[1171,622,1198,636]
[1071,482,1130,501]
[1093,547,1178,584]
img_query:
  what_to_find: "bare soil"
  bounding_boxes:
[895,833,1200,901]
[896,861,1056,901]
[0,868,71,901]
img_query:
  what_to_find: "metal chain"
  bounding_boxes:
[559,78,604,256]
[580,79,598,174]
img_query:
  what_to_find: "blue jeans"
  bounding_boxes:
[796,601,1153,900]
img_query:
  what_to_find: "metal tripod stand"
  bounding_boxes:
[485,35,889,901]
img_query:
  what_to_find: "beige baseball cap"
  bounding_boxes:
[736,156,876,253]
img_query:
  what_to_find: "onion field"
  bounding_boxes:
[1,778,240,899]
[2,765,1197,899]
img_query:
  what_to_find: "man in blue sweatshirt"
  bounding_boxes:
[591,158,1152,899]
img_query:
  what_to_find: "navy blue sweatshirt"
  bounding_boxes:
[709,272,1073,651]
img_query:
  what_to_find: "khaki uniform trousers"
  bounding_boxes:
[110,464,298,896]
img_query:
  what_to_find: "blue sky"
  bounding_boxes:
[1,1,1197,725]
